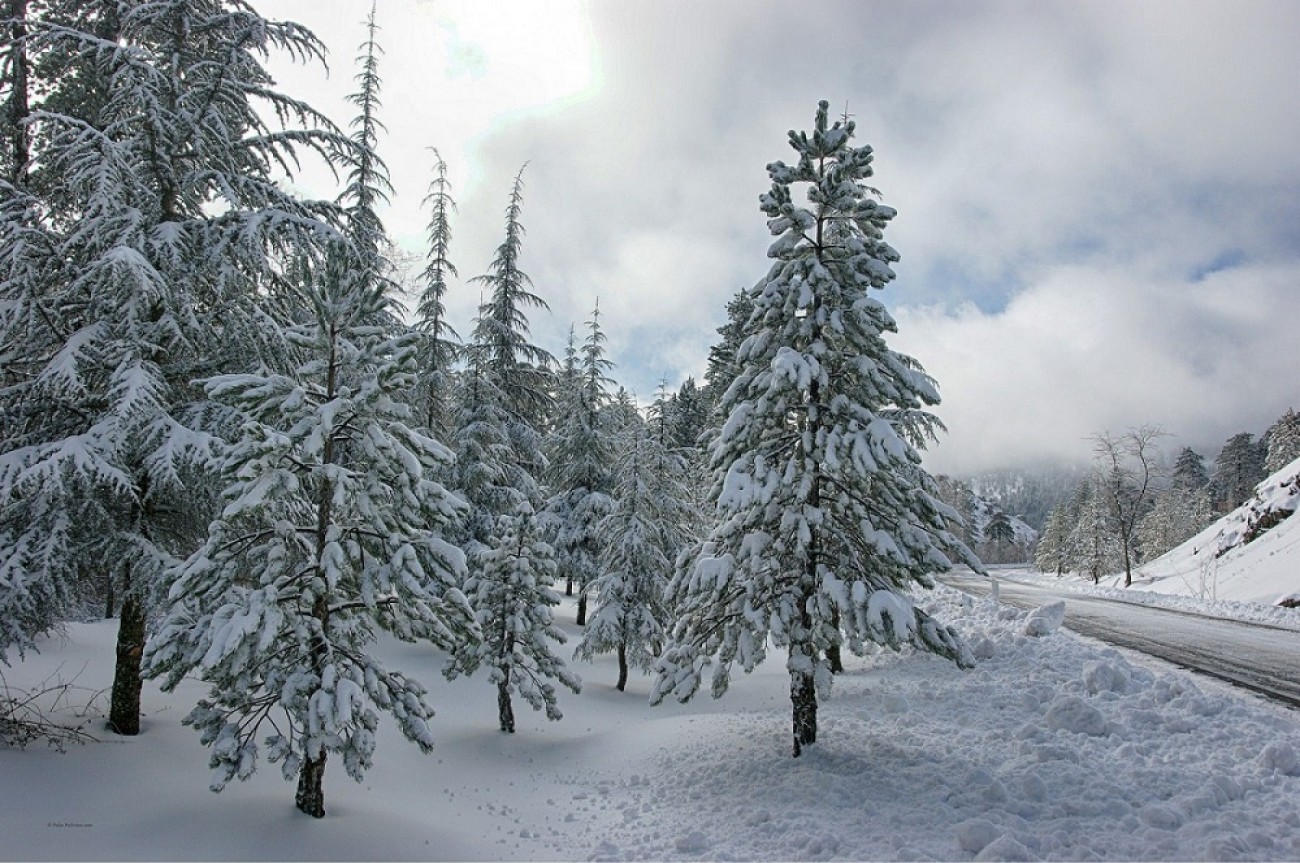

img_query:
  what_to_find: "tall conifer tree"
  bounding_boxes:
[544,302,615,626]
[652,102,977,756]
[578,392,690,690]
[448,168,577,730]
[413,148,460,438]
[145,6,475,818]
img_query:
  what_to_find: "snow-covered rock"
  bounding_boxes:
[1023,601,1065,636]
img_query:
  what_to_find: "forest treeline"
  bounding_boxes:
[932,412,1300,578]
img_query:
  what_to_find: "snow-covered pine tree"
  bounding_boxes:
[651,380,706,545]
[470,165,553,431]
[665,376,709,451]
[144,6,476,819]
[0,1,350,735]
[1034,503,1073,576]
[451,350,524,559]
[545,326,581,597]
[703,287,756,412]
[1170,446,1210,494]
[445,503,579,731]
[607,386,643,433]
[1210,432,1267,511]
[1067,482,1120,584]
[652,101,978,757]
[445,169,578,730]
[544,302,615,626]
[451,165,552,552]
[1265,409,1300,475]
[412,148,461,439]
[143,271,477,817]
[577,393,691,691]
[984,510,1016,561]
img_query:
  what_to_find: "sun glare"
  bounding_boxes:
[429,0,596,111]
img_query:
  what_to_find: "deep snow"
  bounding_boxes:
[4,585,1300,862]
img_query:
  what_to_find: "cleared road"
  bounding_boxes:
[940,570,1300,709]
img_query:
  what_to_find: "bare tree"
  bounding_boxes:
[1091,425,1168,587]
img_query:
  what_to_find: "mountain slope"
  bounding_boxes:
[1134,456,1300,606]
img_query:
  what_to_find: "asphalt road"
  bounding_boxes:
[939,570,1300,709]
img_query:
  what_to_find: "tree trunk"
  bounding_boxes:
[497,678,515,733]
[576,590,588,626]
[102,571,115,619]
[791,666,817,758]
[826,609,843,673]
[108,588,145,735]
[565,575,573,597]
[295,751,327,818]
[826,643,843,675]
[296,594,331,818]
[5,0,30,186]
[616,641,628,692]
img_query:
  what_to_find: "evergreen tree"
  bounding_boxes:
[451,350,525,557]
[606,386,643,433]
[412,148,460,439]
[1034,503,1073,576]
[451,169,551,551]
[1067,482,1120,584]
[542,325,579,598]
[1170,446,1209,494]
[2,0,31,185]
[470,165,553,430]
[144,274,476,817]
[577,395,690,690]
[0,1,350,735]
[1210,432,1267,511]
[1264,408,1300,474]
[145,7,476,818]
[652,101,977,757]
[448,170,573,731]
[984,510,1016,559]
[665,376,709,451]
[703,287,755,410]
[543,302,615,626]
[446,504,580,732]
[339,5,390,266]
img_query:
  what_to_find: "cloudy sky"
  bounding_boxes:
[260,0,1300,475]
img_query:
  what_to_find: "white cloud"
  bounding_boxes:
[257,0,1300,474]
[892,260,1300,474]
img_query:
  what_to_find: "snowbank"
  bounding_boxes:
[6,588,1300,861]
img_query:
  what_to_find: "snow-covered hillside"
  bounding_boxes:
[1133,456,1300,606]
[5,589,1300,861]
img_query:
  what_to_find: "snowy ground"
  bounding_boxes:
[4,588,1300,862]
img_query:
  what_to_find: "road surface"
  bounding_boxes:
[939,570,1300,709]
